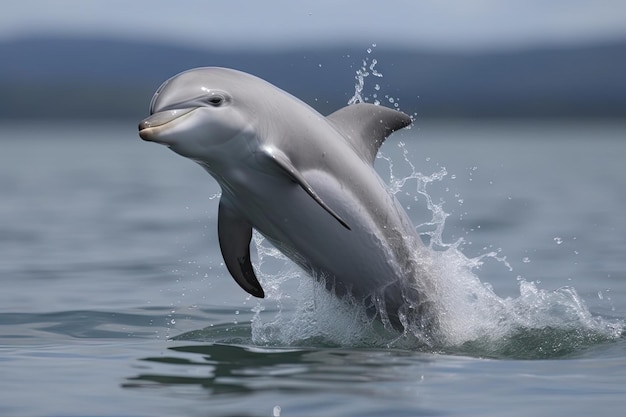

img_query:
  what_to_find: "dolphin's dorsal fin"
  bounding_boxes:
[217,197,265,298]
[326,103,412,166]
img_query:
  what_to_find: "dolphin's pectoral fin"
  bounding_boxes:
[326,103,412,166]
[263,148,351,231]
[217,199,265,298]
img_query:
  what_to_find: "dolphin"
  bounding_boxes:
[138,67,432,330]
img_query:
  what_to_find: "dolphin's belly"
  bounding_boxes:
[229,169,422,314]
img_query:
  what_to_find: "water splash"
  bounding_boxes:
[246,139,623,358]
[347,44,383,106]
[347,44,417,126]
[347,44,402,109]
[379,144,623,357]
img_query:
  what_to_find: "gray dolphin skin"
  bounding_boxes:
[138,67,431,331]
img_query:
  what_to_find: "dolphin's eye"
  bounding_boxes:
[207,95,225,106]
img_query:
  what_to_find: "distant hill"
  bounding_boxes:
[1,36,625,120]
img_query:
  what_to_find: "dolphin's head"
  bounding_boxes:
[138,67,257,161]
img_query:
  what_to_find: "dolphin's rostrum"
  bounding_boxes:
[139,67,431,330]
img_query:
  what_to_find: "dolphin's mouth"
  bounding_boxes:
[138,108,197,141]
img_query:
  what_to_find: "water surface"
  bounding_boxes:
[1,120,625,416]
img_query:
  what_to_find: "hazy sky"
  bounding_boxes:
[3,0,626,50]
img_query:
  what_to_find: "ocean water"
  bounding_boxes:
[1,119,626,416]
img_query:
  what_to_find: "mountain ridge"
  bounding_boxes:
[2,36,625,119]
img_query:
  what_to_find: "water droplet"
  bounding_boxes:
[273,405,282,417]
[554,237,563,245]
[374,84,380,91]
[522,257,530,263]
